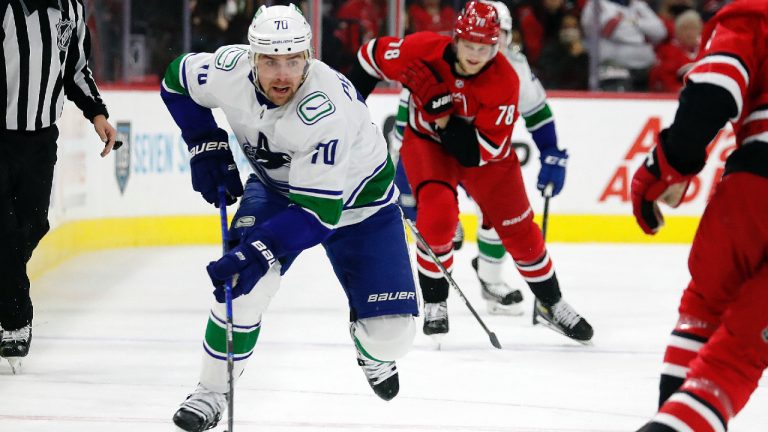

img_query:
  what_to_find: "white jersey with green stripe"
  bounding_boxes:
[503,48,548,121]
[170,45,396,229]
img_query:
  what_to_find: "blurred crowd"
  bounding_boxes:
[89,0,731,93]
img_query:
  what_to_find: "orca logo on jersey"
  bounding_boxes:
[243,132,291,170]
[367,292,416,303]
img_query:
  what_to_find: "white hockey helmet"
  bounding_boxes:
[484,1,513,47]
[247,4,313,92]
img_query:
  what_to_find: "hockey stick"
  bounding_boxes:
[532,183,554,325]
[217,187,235,432]
[404,218,502,349]
[542,183,554,241]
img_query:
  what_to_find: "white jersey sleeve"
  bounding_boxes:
[505,50,547,117]
[180,45,252,109]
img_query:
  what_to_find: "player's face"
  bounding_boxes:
[455,39,496,76]
[256,53,307,105]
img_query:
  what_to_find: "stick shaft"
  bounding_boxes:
[217,188,235,432]
[405,219,501,349]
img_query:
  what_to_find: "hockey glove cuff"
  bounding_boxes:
[188,128,244,207]
[399,60,454,123]
[207,233,277,303]
[631,141,692,235]
[537,148,568,196]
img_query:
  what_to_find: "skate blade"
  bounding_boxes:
[533,315,593,346]
[486,301,524,316]
[6,357,23,374]
[429,334,445,350]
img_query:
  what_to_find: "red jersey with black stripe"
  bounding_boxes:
[357,32,520,164]
[685,0,768,147]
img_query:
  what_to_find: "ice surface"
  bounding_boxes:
[1,243,765,431]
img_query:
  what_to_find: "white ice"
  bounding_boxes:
[0,243,765,431]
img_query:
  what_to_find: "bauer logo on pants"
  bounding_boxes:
[367,292,416,303]
[115,122,132,195]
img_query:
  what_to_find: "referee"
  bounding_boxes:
[0,0,117,372]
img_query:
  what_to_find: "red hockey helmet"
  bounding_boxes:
[454,1,501,45]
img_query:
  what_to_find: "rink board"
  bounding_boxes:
[30,90,724,277]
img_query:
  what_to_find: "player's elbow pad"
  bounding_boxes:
[664,82,737,175]
[437,117,481,167]
[347,61,380,100]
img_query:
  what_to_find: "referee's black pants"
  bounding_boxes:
[0,127,58,332]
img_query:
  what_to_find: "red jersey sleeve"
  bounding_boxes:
[357,32,450,82]
[685,9,761,119]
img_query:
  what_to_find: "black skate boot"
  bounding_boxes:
[355,347,399,401]
[533,299,593,344]
[423,301,449,336]
[471,257,524,315]
[452,223,465,251]
[172,384,226,432]
[1,324,31,374]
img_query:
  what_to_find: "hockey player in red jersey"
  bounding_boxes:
[631,1,768,430]
[348,0,593,343]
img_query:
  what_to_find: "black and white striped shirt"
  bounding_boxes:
[1,0,107,131]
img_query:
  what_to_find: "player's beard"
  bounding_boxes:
[266,80,299,106]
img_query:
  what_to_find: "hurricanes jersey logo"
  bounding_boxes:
[56,18,75,51]
[243,132,291,170]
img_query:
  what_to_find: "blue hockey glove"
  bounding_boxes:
[537,148,568,196]
[206,235,277,303]
[188,128,244,207]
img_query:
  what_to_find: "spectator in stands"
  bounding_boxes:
[336,0,385,42]
[581,0,667,91]
[656,0,695,39]
[516,0,574,66]
[648,9,702,92]
[537,14,589,89]
[407,0,456,35]
[191,0,229,52]
[334,0,385,73]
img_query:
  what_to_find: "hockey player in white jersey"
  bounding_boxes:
[388,1,570,326]
[160,5,418,432]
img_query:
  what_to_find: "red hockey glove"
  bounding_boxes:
[631,143,692,235]
[399,60,453,123]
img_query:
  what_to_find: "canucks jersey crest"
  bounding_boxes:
[243,132,291,169]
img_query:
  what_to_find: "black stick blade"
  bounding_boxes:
[489,332,502,349]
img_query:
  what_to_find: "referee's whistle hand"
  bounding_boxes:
[93,114,117,157]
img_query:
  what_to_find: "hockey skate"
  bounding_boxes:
[423,301,449,347]
[355,345,399,401]
[0,325,31,374]
[471,257,524,316]
[172,384,227,432]
[533,299,593,344]
[452,223,465,251]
